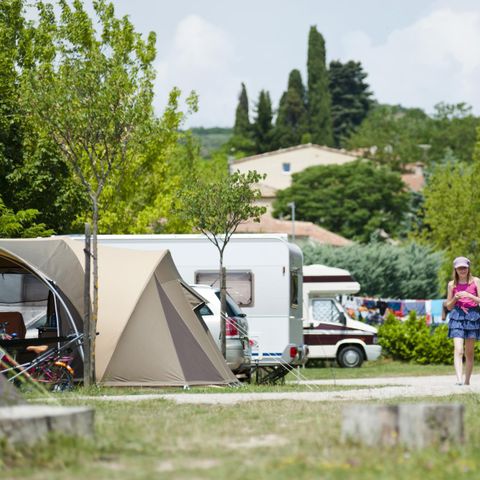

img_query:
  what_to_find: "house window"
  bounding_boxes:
[282,162,291,173]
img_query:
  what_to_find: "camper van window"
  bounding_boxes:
[290,271,299,308]
[311,299,341,324]
[195,270,253,307]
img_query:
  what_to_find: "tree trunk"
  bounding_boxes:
[83,223,92,387]
[90,198,99,385]
[220,254,227,358]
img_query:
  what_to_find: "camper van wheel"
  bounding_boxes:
[337,346,364,368]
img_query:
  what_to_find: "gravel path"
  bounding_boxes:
[87,374,480,405]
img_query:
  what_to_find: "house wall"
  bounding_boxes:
[234,145,357,192]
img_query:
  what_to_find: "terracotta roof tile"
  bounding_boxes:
[236,214,352,246]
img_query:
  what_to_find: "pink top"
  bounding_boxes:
[453,281,478,309]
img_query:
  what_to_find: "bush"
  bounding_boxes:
[378,312,453,364]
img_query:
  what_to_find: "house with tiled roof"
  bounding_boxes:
[234,144,359,208]
[232,144,358,246]
[233,144,425,246]
[401,162,425,192]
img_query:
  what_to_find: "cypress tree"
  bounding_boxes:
[233,82,251,137]
[307,26,333,146]
[274,69,309,148]
[329,60,373,147]
[252,89,273,153]
[230,82,255,155]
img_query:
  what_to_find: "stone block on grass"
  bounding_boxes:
[341,403,464,449]
[342,405,399,447]
[0,405,94,444]
[398,403,464,449]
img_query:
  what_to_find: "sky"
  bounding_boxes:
[97,0,480,127]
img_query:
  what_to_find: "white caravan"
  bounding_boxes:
[302,264,381,367]
[79,234,307,374]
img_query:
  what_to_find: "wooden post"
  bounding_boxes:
[83,223,92,387]
[220,266,227,358]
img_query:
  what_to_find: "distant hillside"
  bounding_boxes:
[190,127,232,157]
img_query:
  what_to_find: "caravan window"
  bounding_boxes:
[290,270,299,308]
[195,270,253,307]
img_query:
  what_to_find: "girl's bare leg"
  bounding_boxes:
[464,338,475,385]
[453,337,464,384]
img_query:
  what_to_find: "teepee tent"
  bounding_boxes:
[0,238,237,386]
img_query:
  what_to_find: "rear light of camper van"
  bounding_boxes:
[289,346,298,358]
[225,317,239,336]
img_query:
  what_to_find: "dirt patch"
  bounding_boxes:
[156,458,220,472]
[228,434,287,449]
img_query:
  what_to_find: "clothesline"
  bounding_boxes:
[341,295,447,325]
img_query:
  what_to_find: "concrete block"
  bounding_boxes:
[342,405,399,446]
[398,403,464,448]
[0,405,94,444]
[341,403,464,449]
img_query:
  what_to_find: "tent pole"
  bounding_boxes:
[83,223,92,387]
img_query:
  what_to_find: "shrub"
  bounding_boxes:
[378,312,453,364]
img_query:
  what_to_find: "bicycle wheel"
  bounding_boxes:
[38,363,74,392]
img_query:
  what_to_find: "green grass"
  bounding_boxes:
[1,359,471,479]
[20,383,372,402]
[18,358,453,399]
[2,395,480,479]
[294,358,454,380]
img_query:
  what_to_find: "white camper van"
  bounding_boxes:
[82,234,307,378]
[302,264,381,368]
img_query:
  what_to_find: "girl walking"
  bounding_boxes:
[446,256,480,385]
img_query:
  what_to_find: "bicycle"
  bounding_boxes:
[0,330,82,392]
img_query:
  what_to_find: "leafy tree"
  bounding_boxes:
[96,88,198,234]
[348,103,479,170]
[252,90,273,153]
[22,0,167,385]
[307,26,333,146]
[273,160,411,242]
[0,0,24,205]
[347,105,431,170]
[302,241,442,298]
[0,196,53,238]
[328,60,373,147]
[421,131,480,284]
[274,69,309,148]
[0,0,87,233]
[175,170,266,356]
[428,103,480,165]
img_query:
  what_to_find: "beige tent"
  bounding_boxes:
[0,238,237,386]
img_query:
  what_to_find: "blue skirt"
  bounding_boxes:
[448,306,480,340]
